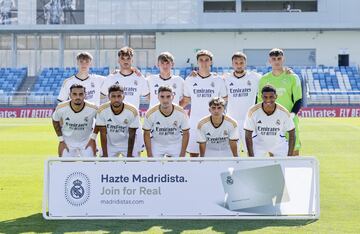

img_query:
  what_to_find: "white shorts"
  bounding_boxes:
[253,139,288,157]
[151,141,182,157]
[61,146,95,157]
[186,127,199,154]
[134,128,144,155]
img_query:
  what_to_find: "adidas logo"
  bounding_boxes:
[206,132,211,136]
[107,118,112,122]
[65,117,70,121]
[193,83,198,86]
[156,121,161,125]
[115,81,119,84]
[257,120,262,124]
[229,82,234,86]
[155,84,159,87]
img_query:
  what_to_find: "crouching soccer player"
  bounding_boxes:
[244,85,295,157]
[197,97,239,157]
[52,84,98,157]
[95,84,140,157]
[143,86,190,157]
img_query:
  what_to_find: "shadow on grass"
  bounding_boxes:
[0,213,317,233]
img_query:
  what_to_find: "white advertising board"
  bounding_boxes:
[43,157,319,219]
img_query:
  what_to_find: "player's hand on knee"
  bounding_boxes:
[58,142,69,157]
[85,139,97,156]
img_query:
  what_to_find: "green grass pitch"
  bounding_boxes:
[1,118,360,233]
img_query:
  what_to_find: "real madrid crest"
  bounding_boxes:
[211,82,215,87]
[124,119,129,124]
[276,119,281,125]
[84,117,88,122]
[173,121,178,127]
[223,130,228,136]
[91,82,95,88]
[134,80,138,86]
[247,80,251,86]
[172,83,177,89]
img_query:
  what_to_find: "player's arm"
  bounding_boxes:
[245,129,254,157]
[143,130,153,157]
[229,140,238,157]
[199,143,206,157]
[127,128,137,157]
[97,126,108,157]
[180,129,189,157]
[52,120,69,157]
[85,129,98,157]
[287,129,296,156]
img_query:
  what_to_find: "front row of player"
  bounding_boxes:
[52,83,295,158]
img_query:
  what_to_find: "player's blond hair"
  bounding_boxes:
[118,46,134,58]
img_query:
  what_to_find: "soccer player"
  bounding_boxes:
[57,52,105,107]
[95,84,140,157]
[257,48,302,155]
[143,86,189,157]
[181,49,227,157]
[147,52,184,107]
[197,97,238,157]
[52,84,98,157]
[245,85,295,157]
[224,52,261,153]
[100,47,150,156]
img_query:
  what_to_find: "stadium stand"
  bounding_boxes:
[0,68,27,93]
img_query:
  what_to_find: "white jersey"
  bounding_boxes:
[96,102,140,150]
[143,104,190,146]
[197,115,239,157]
[58,74,105,106]
[101,72,149,108]
[224,71,261,122]
[52,100,97,148]
[184,74,227,124]
[147,74,184,107]
[244,103,295,150]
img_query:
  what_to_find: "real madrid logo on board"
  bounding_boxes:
[64,172,90,206]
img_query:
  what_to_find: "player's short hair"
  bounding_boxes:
[196,49,213,61]
[108,84,124,95]
[118,46,134,58]
[269,48,284,57]
[208,97,225,107]
[158,52,174,63]
[76,52,93,61]
[261,85,277,94]
[70,84,86,93]
[158,85,173,94]
[232,51,247,61]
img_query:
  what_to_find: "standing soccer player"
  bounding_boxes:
[58,52,105,106]
[181,50,227,157]
[224,52,261,153]
[95,85,140,157]
[257,48,302,155]
[147,52,184,107]
[245,85,295,157]
[197,97,238,157]
[143,86,189,157]
[101,47,150,156]
[52,84,98,157]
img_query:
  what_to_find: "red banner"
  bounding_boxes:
[1,107,360,118]
[298,107,360,117]
[0,108,54,118]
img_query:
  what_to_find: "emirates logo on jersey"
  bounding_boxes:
[247,80,251,86]
[276,119,281,126]
[124,119,129,124]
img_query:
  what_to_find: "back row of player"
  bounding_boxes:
[54,47,302,157]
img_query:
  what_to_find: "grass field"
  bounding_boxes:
[1,117,360,234]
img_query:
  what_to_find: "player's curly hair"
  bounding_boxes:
[261,85,277,94]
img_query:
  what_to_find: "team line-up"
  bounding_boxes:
[52,47,302,158]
